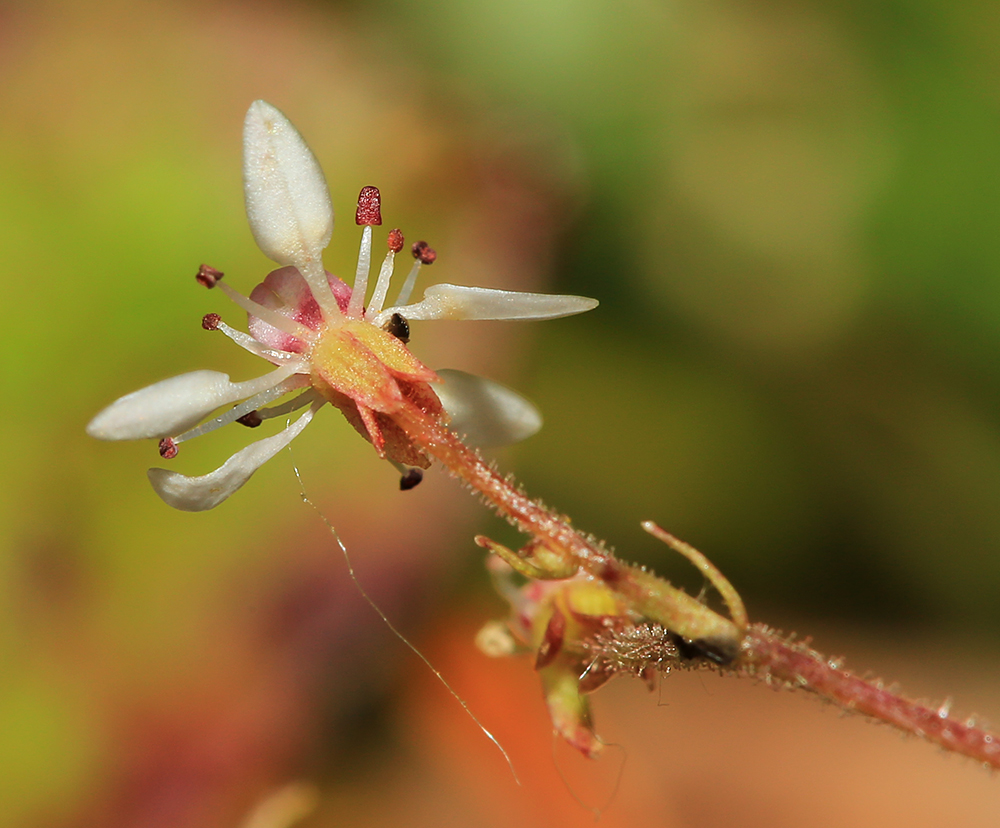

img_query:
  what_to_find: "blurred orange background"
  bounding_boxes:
[2,0,999,825]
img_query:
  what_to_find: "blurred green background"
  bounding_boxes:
[3,0,1000,825]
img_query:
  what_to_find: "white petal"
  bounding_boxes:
[386,284,599,323]
[147,403,319,511]
[435,369,542,447]
[87,370,287,441]
[243,101,333,269]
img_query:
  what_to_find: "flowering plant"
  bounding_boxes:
[89,101,1000,768]
[88,101,596,510]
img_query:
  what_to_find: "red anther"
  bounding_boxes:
[158,437,178,459]
[355,186,382,225]
[387,228,404,253]
[236,411,263,428]
[411,241,437,264]
[196,264,224,288]
[201,312,221,331]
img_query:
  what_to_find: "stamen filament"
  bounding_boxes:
[394,260,422,307]
[217,282,317,341]
[348,225,373,318]
[216,321,308,366]
[174,373,308,444]
[255,388,320,420]
[367,249,397,318]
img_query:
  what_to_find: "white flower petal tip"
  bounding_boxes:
[394,284,599,322]
[87,371,246,441]
[435,369,543,448]
[147,404,319,511]
[243,100,334,268]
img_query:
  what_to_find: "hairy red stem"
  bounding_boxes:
[397,403,740,646]
[740,624,1000,769]
[399,399,1000,768]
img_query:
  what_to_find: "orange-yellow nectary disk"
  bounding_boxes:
[309,320,438,413]
[343,320,438,384]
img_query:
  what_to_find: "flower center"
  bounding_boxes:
[309,318,436,414]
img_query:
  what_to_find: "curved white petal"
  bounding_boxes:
[243,100,333,269]
[87,370,292,441]
[147,403,320,511]
[383,284,598,324]
[435,369,542,447]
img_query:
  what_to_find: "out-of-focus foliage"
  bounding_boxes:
[2,0,999,825]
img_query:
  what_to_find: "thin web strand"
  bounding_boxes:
[290,463,521,786]
[549,730,627,820]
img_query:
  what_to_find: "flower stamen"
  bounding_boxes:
[195,264,224,288]
[171,371,308,445]
[394,240,436,307]
[213,281,316,341]
[367,228,404,318]
[207,315,306,366]
[254,389,321,421]
[236,390,320,428]
[348,186,382,318]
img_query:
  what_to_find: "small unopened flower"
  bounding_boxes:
[88,101,597,510]
[480,556,634,759]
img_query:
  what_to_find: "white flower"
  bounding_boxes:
[88,100,598,511]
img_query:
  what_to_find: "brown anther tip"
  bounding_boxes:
[410,241,437,264]
[387,228,404,253]
[196,264,224,288]
[355,186,382,225]
[399,468,423,491]
[158,437,178,459]
[201,312,221,331]
[236,411,263,428]
[411,241,436,264]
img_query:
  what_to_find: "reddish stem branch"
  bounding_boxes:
[397,403,740,646]
[399,398,1000,769]
[397,404,610,565]
[739,624,1000,769]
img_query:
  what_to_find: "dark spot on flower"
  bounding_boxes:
[237,411,263,428]
[196,264,224,288]
[355,186,382,225]
[158,438,178,459]
[201,313,221,331]
[387,228,404,253]
[399,468,423,490]
[383,312,410,343]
